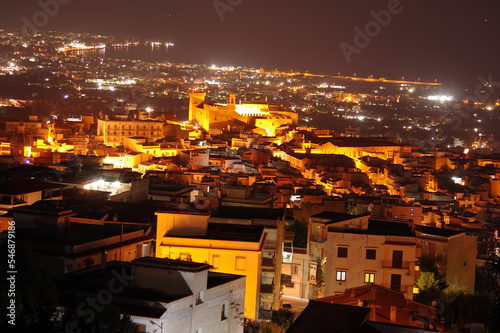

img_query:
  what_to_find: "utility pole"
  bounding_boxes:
[273,213,285,310]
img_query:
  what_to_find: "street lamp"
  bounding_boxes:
[150,320,163,333]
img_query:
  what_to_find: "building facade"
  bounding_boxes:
[324,220,418,300]
[97,117,163,147]
[155,211,265,320]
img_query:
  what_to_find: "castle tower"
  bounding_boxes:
[188,91,207,123]
[228,93,236,105]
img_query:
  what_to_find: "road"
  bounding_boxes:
[281,295,309,319]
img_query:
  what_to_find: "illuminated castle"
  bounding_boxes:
[189,92,298,136]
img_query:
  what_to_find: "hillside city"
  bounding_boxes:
[1,29,500,333]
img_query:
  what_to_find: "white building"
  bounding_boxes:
[60,257,246,333]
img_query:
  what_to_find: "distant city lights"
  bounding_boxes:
[427,95,453,102]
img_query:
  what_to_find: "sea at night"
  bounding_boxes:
[73,44,173,63]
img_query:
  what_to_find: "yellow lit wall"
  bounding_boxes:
[155,212,265,320]
[97,119,163,147]
[189,92,297,136]
[446,234,476,293]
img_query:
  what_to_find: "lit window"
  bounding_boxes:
[364,273,375,283]
[336,270,347,281]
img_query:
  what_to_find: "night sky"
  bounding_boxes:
[1,0,500,83]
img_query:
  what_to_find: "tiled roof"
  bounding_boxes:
[316,284,445,331]
[286,301,370,333]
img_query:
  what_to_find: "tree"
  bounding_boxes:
[315,256,326,290]
[0,240,139,333]
[244,318,286,333]
[441,292,496,332]
[475,267,496,294]
[60,293,139,333]
[285,219,308,248]
[485,253,500,280]
[414,255,447,304]
[415,272,440,291]
[271,309,294,330]
[416,255,440,275]
[485,253,500,331]
[438,253,500,332]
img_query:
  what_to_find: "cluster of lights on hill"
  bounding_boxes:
[427,95,454,102]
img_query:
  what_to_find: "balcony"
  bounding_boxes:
[260,283,274,294]
[311,235,325,243]
[262,257,275,269]
[382,261,413,269]
[259,309,272,320]
[390,284,413,293]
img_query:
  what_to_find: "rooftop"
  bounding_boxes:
[329,219,415,237]
[311,211,369,225]
[415,225,464,238]
[0,179,65,195]
[133,257,212,272]
[286,300,371,333]
[210,206,292,221]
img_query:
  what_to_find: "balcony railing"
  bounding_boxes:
[260,283,274,294]
[259,309,272,320]
[382,261,412,269]
[390,284,413,293]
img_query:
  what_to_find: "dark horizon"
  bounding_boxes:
[1,0,500,84]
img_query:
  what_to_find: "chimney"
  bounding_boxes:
[369,304,377,321]
[390,306,397,322]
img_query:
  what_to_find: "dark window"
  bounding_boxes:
[392,250,403,268]
[196,291,203,305]
[337,247,348,258]
[221,302,227,320]
[366,249,376,260]
[390,274,401,291]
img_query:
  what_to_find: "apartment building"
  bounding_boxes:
[324,220,418,300]
[97,117,163,147]
[155,210,266,320]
